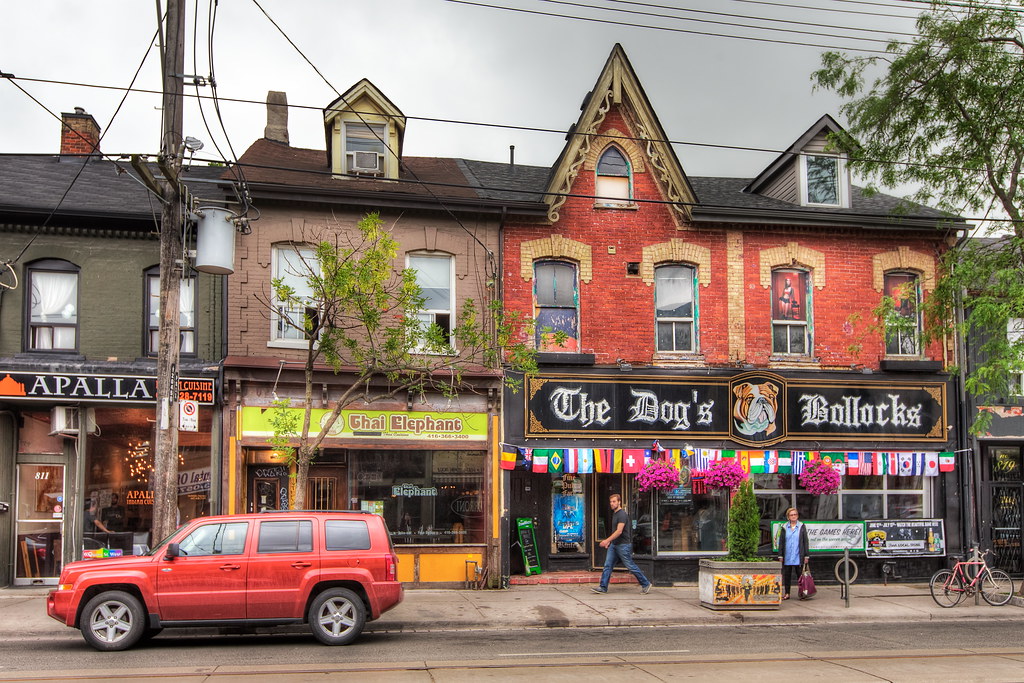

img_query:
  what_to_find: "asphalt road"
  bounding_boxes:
[2,621,1023,680]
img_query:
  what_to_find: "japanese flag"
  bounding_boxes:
[924,452,939,476]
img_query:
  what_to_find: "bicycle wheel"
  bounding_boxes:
[929,569,964,607]
[981,568,1015,606]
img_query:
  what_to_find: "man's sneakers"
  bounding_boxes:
[640,583,652,595]
[591,587,607,594]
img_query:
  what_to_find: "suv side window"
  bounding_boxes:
[178,522,248,556]
[325,519,371,550]
[258,520,313,553]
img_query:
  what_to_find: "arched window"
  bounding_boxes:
[26,259,79,352]
[655,264,697,352]
[145,265,196,356]
[534,260,579,351]
[771,269,811,355]
[883,271,921,356]
[595,146,631,206]
[408,252,454,351]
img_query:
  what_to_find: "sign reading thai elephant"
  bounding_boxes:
[524,372,948,446]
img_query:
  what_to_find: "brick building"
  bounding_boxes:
[0,109,226,586]
[500,45,969,584]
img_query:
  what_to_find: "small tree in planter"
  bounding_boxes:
[725,479,761,562]
[698,470,782,610]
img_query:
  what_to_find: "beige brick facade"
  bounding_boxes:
[519,234,593,283]
[871,246,935,291]
[727,230,744,361]
[758,242,826,289]
[639,238,711,286]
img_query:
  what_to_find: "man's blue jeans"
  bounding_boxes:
[600,542,651,590]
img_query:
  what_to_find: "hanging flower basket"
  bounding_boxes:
[636,457,681,492]
[698,459,749,490]
[798,459,841,495]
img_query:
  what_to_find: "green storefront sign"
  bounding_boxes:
[240,406,487,441]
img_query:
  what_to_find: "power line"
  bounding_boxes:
[541,0,919,43]
[445,0,894,54]
[728,0,921,20]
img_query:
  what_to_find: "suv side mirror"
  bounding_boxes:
[164,543,180,560]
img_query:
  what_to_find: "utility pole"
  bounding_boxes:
[152,0,186,541]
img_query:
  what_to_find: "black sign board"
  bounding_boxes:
[524,372,948,446]
[516,517,542,576]
[865,519,946,557]
[0,371,215,405]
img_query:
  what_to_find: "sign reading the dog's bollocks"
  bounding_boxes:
[524,372,948,446]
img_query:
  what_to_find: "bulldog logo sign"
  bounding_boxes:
[730,373,786,446]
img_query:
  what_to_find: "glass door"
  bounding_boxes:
[983,446,1023,574]
[590,474,626,569]
[14,464,65,586]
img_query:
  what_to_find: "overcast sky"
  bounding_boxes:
[2,0,924,179]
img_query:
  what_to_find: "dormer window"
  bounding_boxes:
[801,153,846,207]
[345,122,387,176]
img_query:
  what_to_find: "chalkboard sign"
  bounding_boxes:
[516,517,542,576]
[865,519,945,557]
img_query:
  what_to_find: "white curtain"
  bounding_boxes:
[31,271,77,321]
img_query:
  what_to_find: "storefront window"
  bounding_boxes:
[84,406,213,555]
[350,449,484,545]
[552,474,585,553]
[655,486,728,554]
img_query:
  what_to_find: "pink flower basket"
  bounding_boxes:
[798,459,841,495]
[697,459,749,490]
[636,457,681,492]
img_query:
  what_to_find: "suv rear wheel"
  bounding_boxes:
[308,588,366,645]
[81,591,145,651]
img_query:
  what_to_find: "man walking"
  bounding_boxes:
[592,493,652,594]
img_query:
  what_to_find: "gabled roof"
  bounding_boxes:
[744,114,845,195]
[545,44,696,223]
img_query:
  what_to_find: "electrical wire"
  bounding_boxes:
[3,23,163,266]
[445,0,894,54]
[540,0,919,43]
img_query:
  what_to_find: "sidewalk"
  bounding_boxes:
[4,581,1024,638]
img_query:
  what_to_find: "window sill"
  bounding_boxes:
[768,356,820,369]
[536,352,596,366]
[593,202,638,210]
[880,358,943,372]
[652,353,706,368]
[267,339,316,350]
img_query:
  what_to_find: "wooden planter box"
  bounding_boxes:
[698,558,783,610]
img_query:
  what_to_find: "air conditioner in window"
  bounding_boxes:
[350,151,383,174]
[50,406,97,436]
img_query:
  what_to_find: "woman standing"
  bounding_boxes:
[777,507,809,600]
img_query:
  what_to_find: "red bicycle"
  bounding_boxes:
[929,548,1015,607]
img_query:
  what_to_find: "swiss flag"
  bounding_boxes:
[622,449,644,473]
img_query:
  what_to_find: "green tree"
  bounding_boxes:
[726,480,761,562]
[812,1,1024,431]
[261,212,536,507]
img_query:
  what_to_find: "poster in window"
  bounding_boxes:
[772,271,806,322]
[553,493,584,544]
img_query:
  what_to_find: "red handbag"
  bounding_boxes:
[798,561,817,600]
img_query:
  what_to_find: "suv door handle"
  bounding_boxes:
[291,561,312,568]
[219,564,241,571]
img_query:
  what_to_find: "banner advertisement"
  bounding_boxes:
[865,519,945,557]
[771,521,867,553]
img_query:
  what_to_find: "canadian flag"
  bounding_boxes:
[939,452,955,472]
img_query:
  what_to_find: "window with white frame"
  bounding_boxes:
[801,154,845,207]
[534,260,579,352]
[883,272,921,356]
[271,244,317,342]
[145,267,195,355]
[408,253,453,350]
[1009,318,1024,396]
[344,122,388,176]
[771,269,810,355]
[27,259,79,352]
[655,264,697,352]
[595,146,631,206]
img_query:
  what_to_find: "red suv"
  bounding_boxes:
[47,511,402,651]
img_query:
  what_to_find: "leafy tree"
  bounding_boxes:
[812,1,1024,431]
[726,480,761,562]
[259,212,536,508]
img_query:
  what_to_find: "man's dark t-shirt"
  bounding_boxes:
[611,508,631,545]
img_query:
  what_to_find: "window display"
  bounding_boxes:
[350,449,484,545]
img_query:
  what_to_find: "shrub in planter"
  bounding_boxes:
[725,479,761,562]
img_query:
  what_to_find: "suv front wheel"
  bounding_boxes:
[81,591,146,651]
[308,588,366,645]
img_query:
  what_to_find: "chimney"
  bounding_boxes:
[60,107,101,156]
[265,91,289,144]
